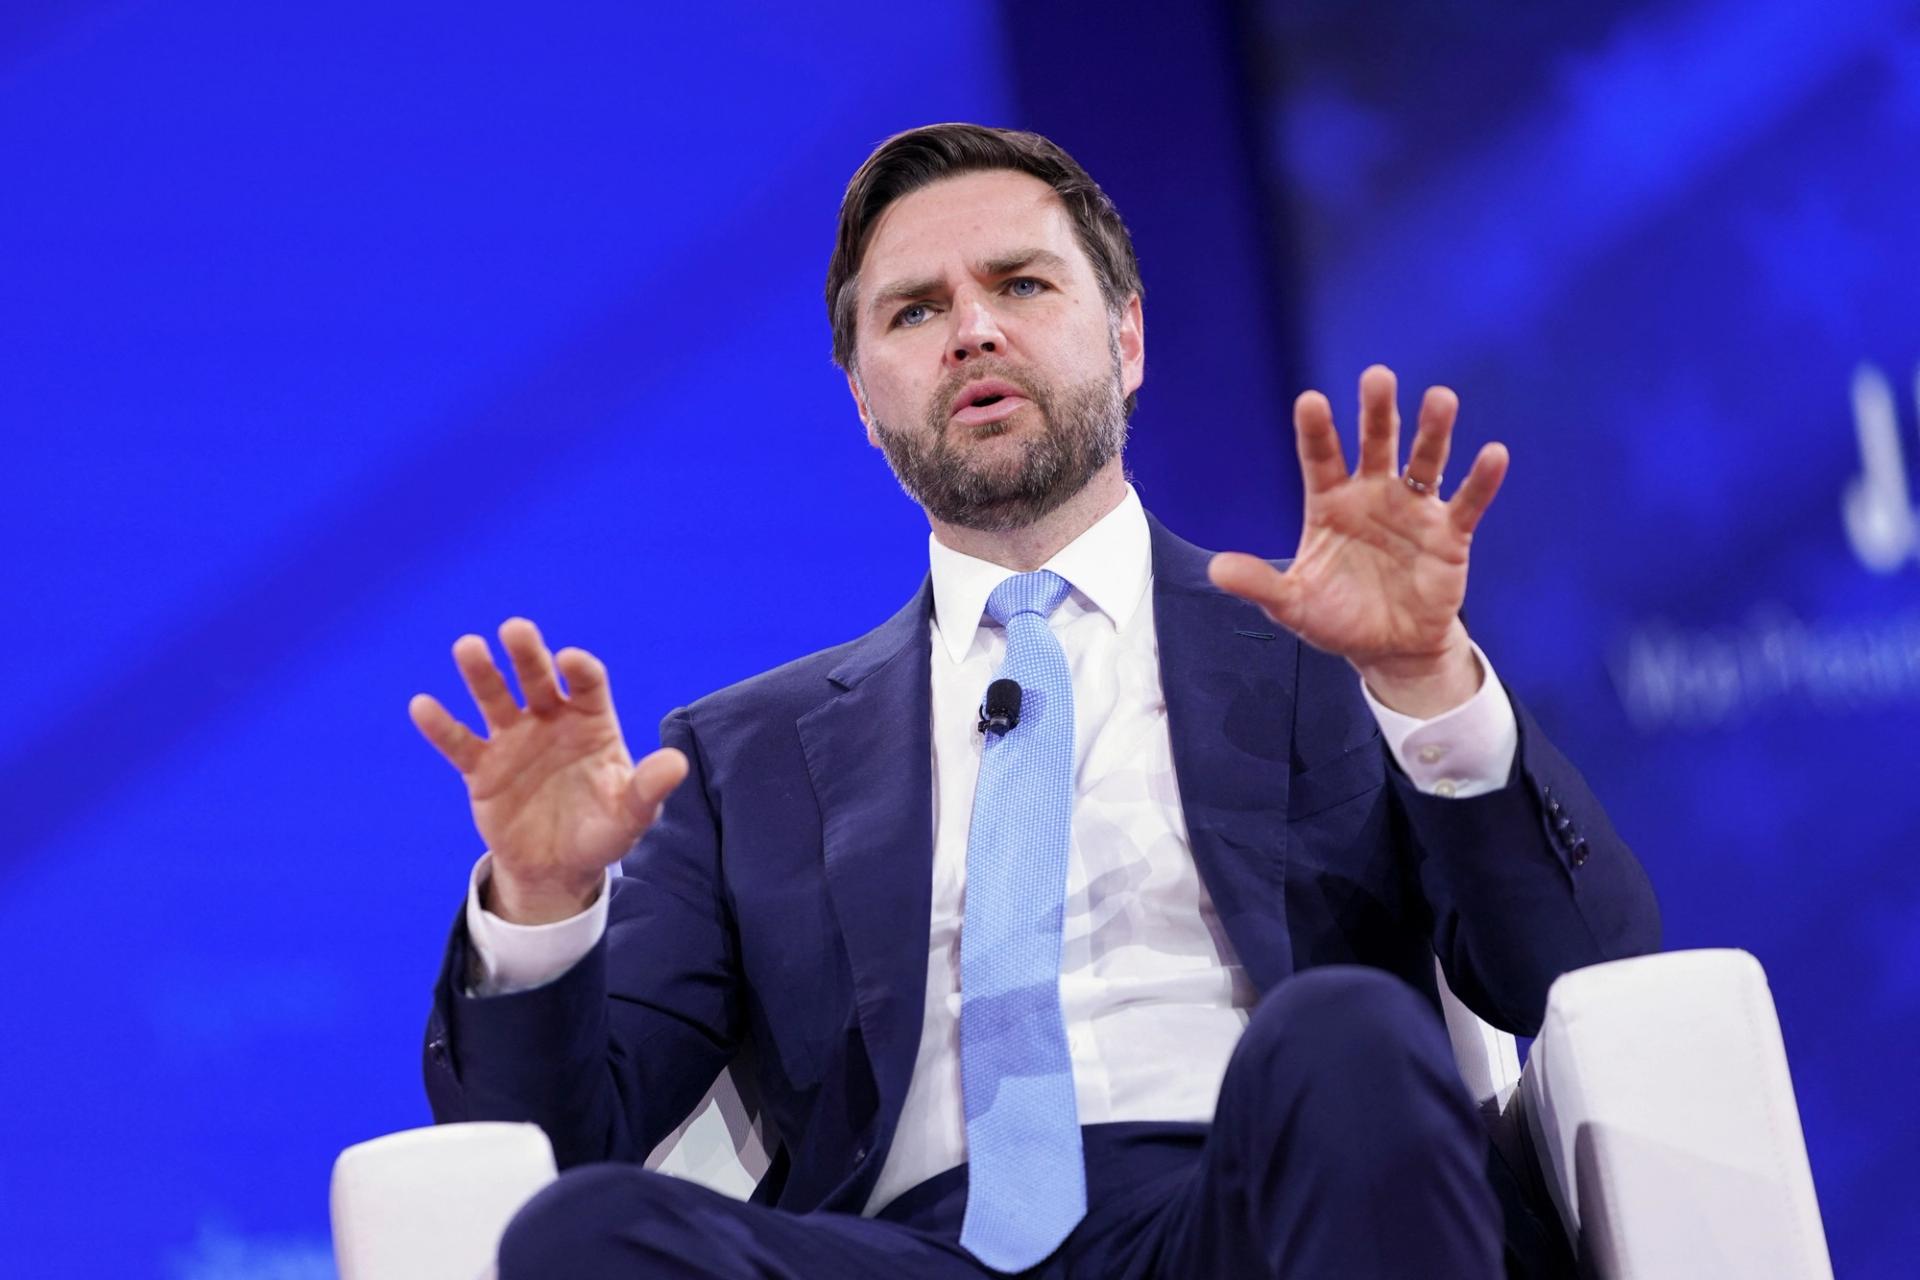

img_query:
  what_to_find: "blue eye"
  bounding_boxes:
[1007,277,1043,297]
[895,303,931,328]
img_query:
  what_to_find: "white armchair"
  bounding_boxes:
[331,949,1833,1279]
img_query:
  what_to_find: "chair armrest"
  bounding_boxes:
[1517,949,1833,1278]
[331,1122,557,1280]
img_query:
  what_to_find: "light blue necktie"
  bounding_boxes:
[958,570,1085,1273]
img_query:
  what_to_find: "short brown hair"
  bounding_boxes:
[826,123,1144,374]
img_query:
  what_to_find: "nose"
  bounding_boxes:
[946,288,1004,365]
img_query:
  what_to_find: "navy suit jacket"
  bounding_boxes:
[425,513,1659,1216]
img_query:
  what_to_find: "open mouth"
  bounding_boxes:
[950,393,1030,428]
[948,377,1030,427]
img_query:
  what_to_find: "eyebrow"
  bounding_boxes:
[867,247,1074,318]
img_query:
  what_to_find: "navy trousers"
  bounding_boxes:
[499,967,1566,1278]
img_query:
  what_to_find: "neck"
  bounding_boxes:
[927,460,1128,572]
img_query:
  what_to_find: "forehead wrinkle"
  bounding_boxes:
[856,174,1080,319]
[977,247,1072,278]
[866,247,1079,319]
[868,272,944,317]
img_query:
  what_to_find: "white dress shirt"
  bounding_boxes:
[462,485,1518,1213]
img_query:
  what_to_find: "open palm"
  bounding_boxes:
[409,617,687,922]
[1210,366,1507,710]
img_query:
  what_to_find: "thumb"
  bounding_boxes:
[623,746,691,829]
[1208,552,1302,629]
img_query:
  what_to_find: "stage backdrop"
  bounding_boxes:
[1,0,1908,1275]
[1241,1,1920,1274]
[0,2,1290,1274]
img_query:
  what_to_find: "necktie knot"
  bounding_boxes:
[986,570,1072,628]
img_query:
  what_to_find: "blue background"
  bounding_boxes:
[0,2,1910,1274]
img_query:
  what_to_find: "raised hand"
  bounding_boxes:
[1208,365,1508,718]
[408,617,688,924]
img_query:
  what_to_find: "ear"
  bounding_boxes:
[846,369,880,447]
[1117,292,1146,399]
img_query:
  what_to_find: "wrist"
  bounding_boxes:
[1356,627,1481,719]
[483,861,604,926]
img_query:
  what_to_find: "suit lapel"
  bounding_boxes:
[796,580,936,1127]
[1149,513,1297,991]
[795,516,1301,1125]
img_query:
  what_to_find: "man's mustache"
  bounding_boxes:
[930,364,1038,433]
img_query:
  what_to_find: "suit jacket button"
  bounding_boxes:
[1569,839,1590,868]
[854,1146,868,1162]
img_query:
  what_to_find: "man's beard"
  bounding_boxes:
[869,344,1129,533]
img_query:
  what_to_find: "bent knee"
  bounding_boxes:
[1236,966,1451,1083]
[499,1163,716,1276]
[1221,968,1480,1171]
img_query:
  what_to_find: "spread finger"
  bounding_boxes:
[1294,391,1347,495]
[453,634,520,729]
[1405,386,1457,488]
[409,693,485,773]
[1356,364,1399,476]
[555,646,614,717]
[1447,442,1510,534]
[500,617,564,715]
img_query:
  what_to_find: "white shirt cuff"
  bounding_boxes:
[1360,642,1518,800]
[462,853,611,997]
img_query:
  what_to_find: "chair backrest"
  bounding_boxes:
[647,960,1522,1196]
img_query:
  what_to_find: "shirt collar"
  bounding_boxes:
[927,484,1152,664]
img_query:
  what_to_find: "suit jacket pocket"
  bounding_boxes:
[1287,736,1386,821]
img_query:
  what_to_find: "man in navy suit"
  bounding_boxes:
[413,124,1658,1277]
